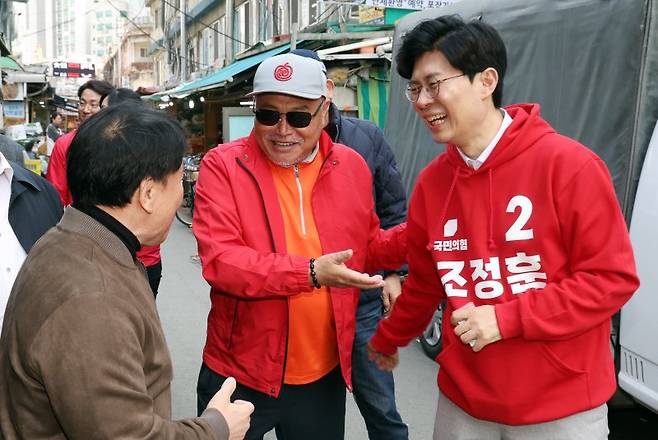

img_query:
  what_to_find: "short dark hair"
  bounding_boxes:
[77,79,114,99]
[396,15,507,107]
[101,87,143,107]
[67,104,185,207]
[50,112,62,121]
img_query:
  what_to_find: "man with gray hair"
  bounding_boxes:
[193,53,405,439]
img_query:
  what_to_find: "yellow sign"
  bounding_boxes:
[359,6,385,25]
[24,159,42,176]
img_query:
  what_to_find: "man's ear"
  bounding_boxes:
[137,177,156,214]
[479,67,499,101]
[325,78,335,100]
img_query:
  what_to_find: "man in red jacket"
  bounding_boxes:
[193,53,405,440]
[368,16,639,439]
[47,79,114,206]
[47,80,164,297]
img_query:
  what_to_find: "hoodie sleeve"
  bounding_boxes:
[495,157,639,341]
[370,181,446,355]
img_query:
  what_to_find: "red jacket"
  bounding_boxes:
[46,129,76,207]
[193,131,405,397]
[45,128,161,266]
[371,104,639,425]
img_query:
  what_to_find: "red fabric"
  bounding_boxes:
[193,131,404,397]
[46,129,77,207]
[371,103,639,425]
[46,128,161,267]
[137,245,161,267]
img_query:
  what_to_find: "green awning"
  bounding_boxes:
[149,43,291,101]
[0,56,23,71]
[357,67,390,129]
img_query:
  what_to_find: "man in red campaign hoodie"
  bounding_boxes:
[368,16,639,439]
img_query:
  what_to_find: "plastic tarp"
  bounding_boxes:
[384,0,658,221]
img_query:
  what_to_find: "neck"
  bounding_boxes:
[97,205,145,244]
[456,108,504,159]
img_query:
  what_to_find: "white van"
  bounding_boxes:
[619,121,658,413]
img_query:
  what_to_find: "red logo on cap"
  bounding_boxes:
[273,62,293,81]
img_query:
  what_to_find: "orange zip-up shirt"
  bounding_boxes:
[269,150,339,384]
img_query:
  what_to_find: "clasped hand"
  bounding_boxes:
[451,302,502,352]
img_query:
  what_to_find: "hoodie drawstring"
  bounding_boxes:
[488,169,495,249]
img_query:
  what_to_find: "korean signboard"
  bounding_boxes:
[361,0,461,9]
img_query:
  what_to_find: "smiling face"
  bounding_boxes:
[410,51,497,150]
[78,88,103,123]
[253,93,329,166]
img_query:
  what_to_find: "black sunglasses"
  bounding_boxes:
[253,97,326,128]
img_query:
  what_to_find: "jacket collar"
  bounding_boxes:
[235,130,335,255]
[9,161,42,207]
[325,103,341,142]
[58,206,136,267]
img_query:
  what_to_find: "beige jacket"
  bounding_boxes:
[0,207,228,439]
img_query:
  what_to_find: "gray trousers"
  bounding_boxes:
[433,391,608,440]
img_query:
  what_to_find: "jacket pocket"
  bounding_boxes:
[210,294,238,350]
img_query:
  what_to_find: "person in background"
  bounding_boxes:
[368,15,639,440]
[47,79,114,206]
[193,53,406,440]
[46,112,64,143]
[291,48,409,440]
[0,104,254,440]
[100,87,164,297]
[0,150,62,330]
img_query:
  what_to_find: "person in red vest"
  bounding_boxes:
[47,81,164,297]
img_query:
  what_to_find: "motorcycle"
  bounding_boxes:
[175,153,202,227]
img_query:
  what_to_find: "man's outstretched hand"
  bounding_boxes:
[311,249,385,290]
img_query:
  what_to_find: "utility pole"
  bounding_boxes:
[180,0,186,82]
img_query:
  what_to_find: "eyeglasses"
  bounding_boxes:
[254,97,326,128]
[79,100,100,112]
[404,73,465,103]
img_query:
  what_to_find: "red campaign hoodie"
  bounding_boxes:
[46,128,161,267]
[370,103,639,425]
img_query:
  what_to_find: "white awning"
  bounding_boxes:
[4,71,48,84]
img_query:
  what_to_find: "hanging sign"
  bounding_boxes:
[361,0,461,9]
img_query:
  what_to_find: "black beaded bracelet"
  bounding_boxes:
[309,258,321,289]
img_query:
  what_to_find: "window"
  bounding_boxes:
[214,16,226,66]
[140,48,147,58]
[234,2,249,53]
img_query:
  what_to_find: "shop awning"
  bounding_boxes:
[1,56,23,71]
[148,43,291,101]
[4,71,47,84]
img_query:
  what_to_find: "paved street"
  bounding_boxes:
[157,219,438,439]
[157,218,658,439]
